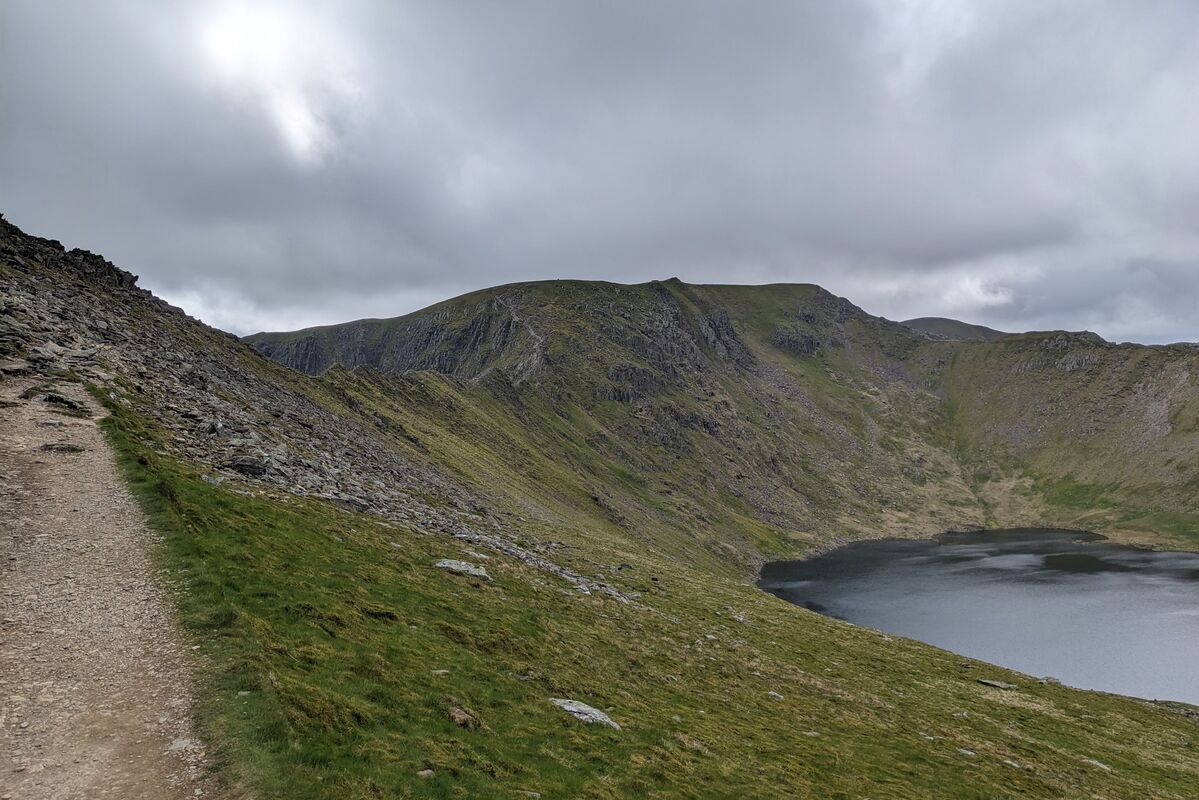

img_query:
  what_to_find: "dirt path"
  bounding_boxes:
[0,378,214,799]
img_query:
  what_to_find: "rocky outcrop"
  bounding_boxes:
[247,296,538,382]
[696,308,755,369]
[434,559,491,580]
[770,327,821,357]
[603,364,663,402]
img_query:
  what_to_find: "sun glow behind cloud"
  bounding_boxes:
[196,2,364,164]
[870,0,976,92]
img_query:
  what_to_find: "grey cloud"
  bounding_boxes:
[2,0,1197,341]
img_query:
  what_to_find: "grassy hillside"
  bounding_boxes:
[100,387,1199,799]
[252,278,1199,555]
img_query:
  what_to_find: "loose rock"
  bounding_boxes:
[434,559,490,580]
[549,698,621,730]
[449,705,482,730]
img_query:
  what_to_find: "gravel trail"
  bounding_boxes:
[0,378,214,799]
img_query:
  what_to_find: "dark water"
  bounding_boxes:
[759,529,1199,705]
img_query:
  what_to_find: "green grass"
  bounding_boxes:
[1041,478,1117,513]
[96,388,1199,799]
[1034,475,1199,549]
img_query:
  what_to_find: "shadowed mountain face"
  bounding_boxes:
[902,316,1011,342]
[249,278,1199,554]
[247,279,870,384]
[249,280,975,558]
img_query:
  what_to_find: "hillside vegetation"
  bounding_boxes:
[251,277,1199,556]
[4,214,1199,798]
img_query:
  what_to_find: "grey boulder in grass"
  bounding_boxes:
[549,698,621,730]
[434,559,491,580]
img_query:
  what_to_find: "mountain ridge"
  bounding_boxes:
[245,278,872,386]
[247,273,1199,551]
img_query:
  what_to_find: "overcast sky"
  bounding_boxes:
[2,1,1198,341]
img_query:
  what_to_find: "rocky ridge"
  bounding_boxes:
[0,215,630,601]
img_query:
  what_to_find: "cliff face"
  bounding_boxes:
[247,291,539,382]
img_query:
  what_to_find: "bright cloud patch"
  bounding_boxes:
[196,2,363,164]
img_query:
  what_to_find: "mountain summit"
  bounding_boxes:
[901,316,1011,341]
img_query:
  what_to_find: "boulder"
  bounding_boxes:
[448,705,482,730]
[548,698,621,730]
[225,455,270,477]
[434,559,490,580]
